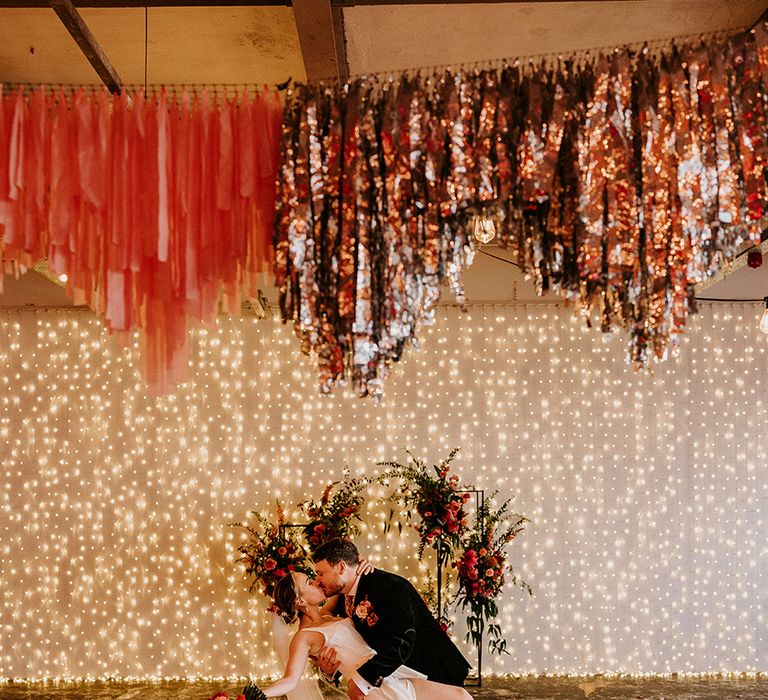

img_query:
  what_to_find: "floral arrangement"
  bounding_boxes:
[230,503,312,599]
[299,471,370,554]
[453,494,531,655]
[382,448,472,561]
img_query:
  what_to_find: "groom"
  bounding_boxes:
[312,538,471,699]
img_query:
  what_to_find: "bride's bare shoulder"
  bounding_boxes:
[292,626,325,651]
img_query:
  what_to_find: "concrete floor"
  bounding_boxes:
[1,677,767,700]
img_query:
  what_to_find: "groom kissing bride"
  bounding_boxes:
[245,537,471,700]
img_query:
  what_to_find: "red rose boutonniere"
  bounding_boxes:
[354,596,379,627]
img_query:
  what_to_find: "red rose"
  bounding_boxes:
[278,546,287,556]
[264,558,277,571]
[314,524,326,533]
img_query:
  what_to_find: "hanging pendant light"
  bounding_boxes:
[759,296,768,335]
[473,213,496,244]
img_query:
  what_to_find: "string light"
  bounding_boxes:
[0,303,765,680]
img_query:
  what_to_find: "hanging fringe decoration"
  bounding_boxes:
[0,85,282,394]
[276,27,768,397]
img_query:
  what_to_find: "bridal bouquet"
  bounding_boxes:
[453,495,530,655]
[382,448,471,560]
[231,503,312,598]
[299,471,370,554]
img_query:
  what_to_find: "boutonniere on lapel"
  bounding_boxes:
[354,596,379,626]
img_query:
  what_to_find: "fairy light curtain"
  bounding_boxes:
[0,303,765,678]
[276,26,768,398]
[0,85,281,393]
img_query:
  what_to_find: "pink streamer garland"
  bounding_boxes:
[0,85,281,394]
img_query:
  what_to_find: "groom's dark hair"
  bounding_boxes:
[312,538,359,565]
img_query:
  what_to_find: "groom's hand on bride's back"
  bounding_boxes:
[314,645,341,676]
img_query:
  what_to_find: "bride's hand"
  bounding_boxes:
[356,559,374,576]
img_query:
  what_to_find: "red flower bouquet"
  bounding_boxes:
[383,448,471,561]
[231,503,312,599]
[453,495,531,655]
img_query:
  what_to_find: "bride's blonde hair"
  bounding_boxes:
[272,573,301,624]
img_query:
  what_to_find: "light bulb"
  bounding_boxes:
[473,215,496,244]
[759,297,768,334]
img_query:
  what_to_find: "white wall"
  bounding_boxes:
[0,303,766,679]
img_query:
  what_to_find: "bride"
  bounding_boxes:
[244,571,471,700]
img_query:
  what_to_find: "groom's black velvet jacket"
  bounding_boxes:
[343,569,471,688]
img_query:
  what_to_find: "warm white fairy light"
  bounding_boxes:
[0,303,766,680]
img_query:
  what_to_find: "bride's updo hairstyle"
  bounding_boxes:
[273,573,301,624]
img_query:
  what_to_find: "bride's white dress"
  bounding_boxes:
[303,618,427,700]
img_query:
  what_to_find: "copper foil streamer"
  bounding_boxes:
[272,30,768,396]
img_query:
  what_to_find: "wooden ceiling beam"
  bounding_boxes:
[48,0,123,92]
[1,0,289,5]
[293,0,347,81]
[0,0,653,6]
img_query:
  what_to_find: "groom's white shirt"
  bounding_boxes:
[350,670,375,695]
